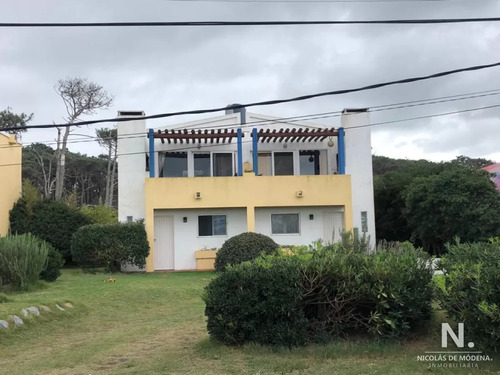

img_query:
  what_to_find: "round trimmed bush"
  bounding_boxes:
[214,232,279,272]
[39,247,65,282]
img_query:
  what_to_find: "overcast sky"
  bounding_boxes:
[1,0,499,163]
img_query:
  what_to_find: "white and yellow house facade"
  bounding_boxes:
[117,107,375,272]
[0,132,22,237]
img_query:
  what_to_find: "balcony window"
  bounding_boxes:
[198,215,227,236]
[213,153,233,176]
[274,152,294,176]
[271,213,300,234]
[300,150,321,175]
[159,152,188,177]
[194,153,211,177]
[258,152,272,176]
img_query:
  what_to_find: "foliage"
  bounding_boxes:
[374,159,444,244]
[205,241,434,346]
[0,107,33,135]
[404,166,500,254]
[438,240,500,352]
[22,143,57,199]
[39,247,65,282]
[0,234,49,290]
[450,155,494,170]
[80,204,118,224]
[96,127,118,207]
[0,293,11,303]
[71,222,149,273]
[204,256,307,346]
[9,198,91,261]
[214,232,279,272]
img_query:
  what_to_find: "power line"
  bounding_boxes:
[2,100,498,165]
[3,61,500,133]
[2,18,500,28]
[166,0,459,2]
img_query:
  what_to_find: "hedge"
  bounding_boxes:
[71,222,150,273]
[204,242,434,346]
[438,239,500,352]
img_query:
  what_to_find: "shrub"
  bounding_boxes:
[0,293,11,303]
[204,256,307,346]
[438,240,500,352]
[39,247,65,282]
[71,222,150,273]
[10,199,91,261]
[80,204,118,224]
[214,232,279,272]
[0,234,49,289]
[205,241,434,346]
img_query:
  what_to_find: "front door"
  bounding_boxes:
[154,215,174,270]
[323,212,344,244]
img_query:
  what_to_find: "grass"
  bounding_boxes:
[0,270,498,375]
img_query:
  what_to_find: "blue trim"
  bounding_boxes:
[148,128,155,178]
[252,128,258,176]
[338,127,345,175]
[237,128,243,176]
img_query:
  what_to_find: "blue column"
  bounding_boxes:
[252,128,258,176]
[237,128,243,176]
[338,127,345,175]
[148,128,155,178]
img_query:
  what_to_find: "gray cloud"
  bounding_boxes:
[0,0,499,162]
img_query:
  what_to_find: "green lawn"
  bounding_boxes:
[0,270,498,375]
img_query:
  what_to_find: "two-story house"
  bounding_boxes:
[117,106,375,271]
[0,132,22,236]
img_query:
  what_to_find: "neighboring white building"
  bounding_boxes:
[118,106,376,271]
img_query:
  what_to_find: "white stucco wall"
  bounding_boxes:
[255,206,345,246]
[341,109,376,249]
[154,208,247,270]
[117,113,147,222]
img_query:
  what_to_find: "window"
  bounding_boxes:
[274,152,294,175]
[300,150,320,175]
[213,153,233,176]
[194,153,210,177]
[198,215,227,236]
[271,213,299,234]
[159,152,187,177]
[257,152,272,176]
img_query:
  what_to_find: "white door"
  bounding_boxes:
[154,215,174,270]
[323,212,344,244]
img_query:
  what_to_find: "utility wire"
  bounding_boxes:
[167,0,458,2]
[2,18,500,28]
[4,102,492,159]
[3,61,500,133]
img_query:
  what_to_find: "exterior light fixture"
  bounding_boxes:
[195,192,201,199]
[296,190,303,198]
[327,137,334,148]
[283,143,288,149]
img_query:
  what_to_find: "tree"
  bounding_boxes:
[404,166,500,254]
[22,143,57,199]
[450,155,494,169]
[96,127,118,207]
[374,160,444,243]
[54,78,113,200]
[0,107,33,136]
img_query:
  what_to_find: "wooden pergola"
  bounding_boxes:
[251,128,338,143]
[152,129,242,144]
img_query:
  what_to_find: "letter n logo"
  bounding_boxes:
[442,323,464,348]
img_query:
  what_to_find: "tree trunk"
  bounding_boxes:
[55,127,70,200]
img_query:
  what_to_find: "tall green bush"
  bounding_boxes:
[80,204,118,224]
[204,241,434,346]
[204,256,307,346]
[438,240,500,352]
[71,222,149,273]
[0,234,49,289]
[39,247,65,282]
[214,232,279,272]
[10,199,91,261]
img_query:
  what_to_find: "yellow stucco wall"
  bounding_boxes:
[144,173,353,271]
[0,133,22,236]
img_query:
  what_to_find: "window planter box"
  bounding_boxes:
[195,250,218,271]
